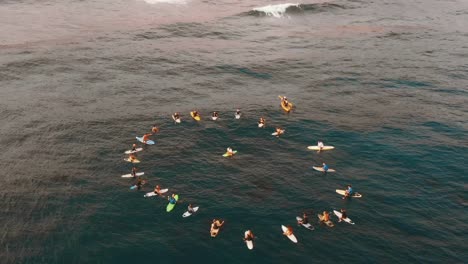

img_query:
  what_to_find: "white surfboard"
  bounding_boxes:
[296,216,314,230]
[244,231,254,250]
[172,115,181,123]
[136,136,155,145]
[235,114,241,119]
[258,123,264,128]
[144,188,168,197]
[212,116,218,121]
[124,148,143,154]
[307,146,335,151]
[182,206,199,217]
[121,172,144,178]
[313,166,336,172]
[272,130,284,136]
[336,189,362,198]
[281,225,298,243]
[333,210,355,225]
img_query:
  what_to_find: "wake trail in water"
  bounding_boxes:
[247,2,345,18]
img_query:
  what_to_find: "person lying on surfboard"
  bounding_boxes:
[142,133,152,144]
[317,141,324,152]
[244,230,254,241]
[212,219,224,230]
[322,162,329,173]
[343,185,354,199]
[338,209,348,222]
[151,124,159,134]
[298,212,309,225]
[283,226,293,236]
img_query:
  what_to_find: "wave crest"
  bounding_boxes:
[248,3,345,18]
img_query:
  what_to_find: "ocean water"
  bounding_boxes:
[0,0,467,263]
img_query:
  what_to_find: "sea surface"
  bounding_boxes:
[0,0,467,263]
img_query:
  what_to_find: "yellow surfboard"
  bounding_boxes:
[278,96,293,112]
[190,111,201,121]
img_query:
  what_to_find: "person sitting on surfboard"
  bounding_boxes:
[142,133,152,144]
[154,185,161,195]
[135,177,144,190]
[258,117,265,126]
[131,167,138,178]
[244,230,254,241]
[212,219,224,230]
[174,112,180,120]
[283,226,293,236]
[151,124,159,134]
[236,109,241,116]
[282,96,289,107]
[168,194,177,204]
[322,162,329,173]
[188,204,195,214]
[226,147,234,156]
[343,185,354,199]
[212,112,219,118]
[338,209,348,222]
[275,127,284,137]
[317,141,324,152]
[131,144,137,152]
[129,153,137,162]
[298,212,309,225]
[193,111,200,117]
[321,211,330,222]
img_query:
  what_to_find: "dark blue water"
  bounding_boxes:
[0,0,467,263]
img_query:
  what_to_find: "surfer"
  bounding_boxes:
[338,209,348,222]
[317,141,324,152]
[258,117,265,127]
[322,162,329,174]
[129,153,137,162]
[193,111,200,118]
[211,219,224,231]
[154,185,161,195]
[168,194,177,204]
[275,127,284,137]
[226,147,234,156]
[298,212,309,225]
[320,211,330,222]
[188,204,195,214]
[151,124,159,134]
[173,112,180,120]
[343,185,354,199]
[283,226,293,236]
[135,177,144,190]
[131,167,138,178]
[131,143,137,152]
[244,230,254,241]
[236,109,241,116]
[282,96,289,107]
[212,112,219,118]
[142,133,152,144]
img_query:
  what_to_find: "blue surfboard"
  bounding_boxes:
[136,136,155,145]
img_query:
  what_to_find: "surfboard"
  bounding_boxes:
[121,172,144,178]
[258,123,264,128]
[307,146,335,151]
[279,96,293,112]
[317,214,334,227]
[313,166,336,172]
[336,189,362,198]
[144,188,168,197]
[222,150,237,157]
[281,225,298,243]
[296,216,314,230]
[166,194,179,212]
[235,114,241,119]
[124,148,143,154]
[182,206,199,217]
[333,210,355,225]
[244,231,254,250]
[172,115,181,123]
[124,158,140,163]
[212,116,218,121]
[190,112,201,121]
[136,136,155,145]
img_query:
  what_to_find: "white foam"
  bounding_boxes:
[143,0,187,4]
[253,3,300,18]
